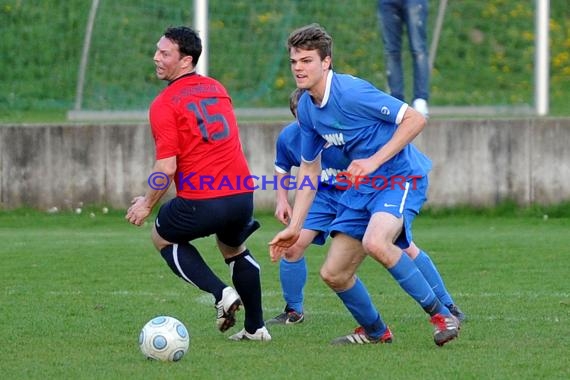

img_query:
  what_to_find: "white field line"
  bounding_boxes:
[8,289,567,300]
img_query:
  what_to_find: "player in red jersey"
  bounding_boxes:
[126,26,270,341]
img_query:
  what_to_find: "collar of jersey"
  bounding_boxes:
[168,71,197,86]
[320,70,333,108]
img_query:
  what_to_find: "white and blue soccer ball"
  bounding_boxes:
[139,316,190,362]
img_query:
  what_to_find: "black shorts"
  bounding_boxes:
[155,192,260,247]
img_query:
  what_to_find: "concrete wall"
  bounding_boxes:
[1,118,569,210]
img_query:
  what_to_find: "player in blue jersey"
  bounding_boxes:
[267,88,350,325]
[269,23,461,346]
[269,88,464,328]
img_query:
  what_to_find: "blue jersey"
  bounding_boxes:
[297,72,432,186]
[275,121,350,184]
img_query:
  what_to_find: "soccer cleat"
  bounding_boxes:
[265,310,305,325]
[447,304,466,323]
[215,287,242,332]
[330,326,393,345]
[430,313,460,346]
[229,326,272,341]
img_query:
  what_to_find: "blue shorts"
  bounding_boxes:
[329,176,428,249]
[155,192,260,247]
[304,186,344,245]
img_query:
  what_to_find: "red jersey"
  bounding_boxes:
[149,73,253,199]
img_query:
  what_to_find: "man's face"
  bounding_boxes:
[289,47,330,91]
[153,36,189,81]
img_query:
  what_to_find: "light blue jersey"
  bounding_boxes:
[298,72,432,190]
[275,121,350,185]
[275,121,350,245]
[297,71,432,247]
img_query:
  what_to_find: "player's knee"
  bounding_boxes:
[151,225,171,251]
[319,267,333,287]
[362,235,389,254]
[217,241,246,260]
[362,236,393,263]
[403,241,420,258]
[152,238,168,252]
[319,266,347,290]
[282,244,305,261]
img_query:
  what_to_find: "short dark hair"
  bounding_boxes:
[287,23,333,61]
[163,26,202,65]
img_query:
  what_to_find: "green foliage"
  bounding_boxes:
[0,1,569,116]
[0,210,569,379]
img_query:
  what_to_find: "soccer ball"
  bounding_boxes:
[139,316,190,362]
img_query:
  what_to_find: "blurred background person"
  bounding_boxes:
[377,0,430,117]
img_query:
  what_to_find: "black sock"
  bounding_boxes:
[226,249,264,332]
[160,244,226,300]
[423,298,445,316]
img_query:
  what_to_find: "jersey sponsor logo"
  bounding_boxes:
[322,132,345,146]
[380,106,390,116]
[320,167,347,183]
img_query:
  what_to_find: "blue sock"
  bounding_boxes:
[414,250,454,306]
[336,277,387,339]
[388,253,449,316]
[280,257,307,313]
[160,244,226,298]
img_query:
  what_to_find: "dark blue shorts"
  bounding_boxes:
[155,192,260,247]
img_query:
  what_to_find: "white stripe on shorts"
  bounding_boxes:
[398,181,410,214]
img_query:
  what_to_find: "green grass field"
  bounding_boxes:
[0,208,568,379]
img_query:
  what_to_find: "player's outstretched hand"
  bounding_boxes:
[268,228,300,262]
[126,196,152,226]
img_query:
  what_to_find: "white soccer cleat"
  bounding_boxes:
[430,313,460,346]
[229,326,272,341]
[216,287,242,332]
[330,326,393,345]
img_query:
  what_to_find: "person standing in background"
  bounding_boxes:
[378,0,430,117]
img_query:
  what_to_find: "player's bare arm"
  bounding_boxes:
[126,156,177,226]
[269,157,320,260]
